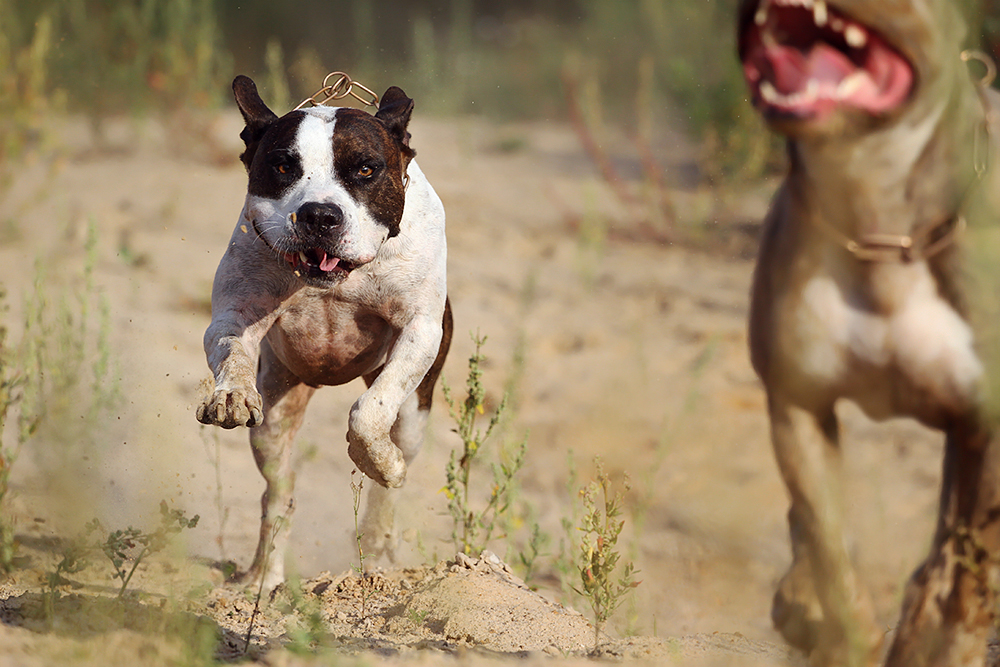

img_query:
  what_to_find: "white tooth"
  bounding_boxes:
[813,0,827,26]
[844,24,866,48]
[802,79,819,103]
[836,71,867,98]
[755,3,768,26]
[299,251,309,265]
[760,80,781,104]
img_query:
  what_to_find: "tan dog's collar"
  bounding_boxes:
[811,50,994,264]
[813,214,966,263]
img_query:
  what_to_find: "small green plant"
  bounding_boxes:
[42,502,198,626]
[350,469,375,617]
[442,332,527,556]
[407,607,430,626]
[284,576,327,654]
[516,522,546,586]
[0,291,41,572]
[93,501,200,599]
[43,530,92,624]
[575,458,640,649]
[0,223,117,572]
[554,450,581,602]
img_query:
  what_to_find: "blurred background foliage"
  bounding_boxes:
[2,0,1000,184]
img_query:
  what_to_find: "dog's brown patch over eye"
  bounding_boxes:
[333,108,408,238]
[244,112,306,199]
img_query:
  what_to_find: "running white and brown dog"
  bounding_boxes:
[740,1,1000,666]
[197,76,451,592]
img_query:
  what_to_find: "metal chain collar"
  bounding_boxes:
[293,71,380,111]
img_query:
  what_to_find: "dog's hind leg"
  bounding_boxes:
[768,395,881,667]
[359,299,453,561]
[885,423,1000,667]
[241,338,314,591]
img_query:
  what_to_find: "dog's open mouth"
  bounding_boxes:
[283,248,355,279]
[739,0,913,119]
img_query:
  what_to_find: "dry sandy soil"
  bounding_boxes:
[0,106,960,665]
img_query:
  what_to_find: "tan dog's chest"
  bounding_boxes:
[768,250,981,423]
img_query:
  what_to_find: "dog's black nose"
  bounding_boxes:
[295,202,344,231]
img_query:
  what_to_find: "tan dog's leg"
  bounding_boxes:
[885,425,1000,667]
[359,299,452,560]
[769,396,881,667]
[242,339,314,591]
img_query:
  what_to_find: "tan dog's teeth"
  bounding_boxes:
[755,2,768,26]
[813,0,827,26]
[831,17,844,31]
[299,251,309,265]
[760,80,780,104]
[836,72,867,98]
[844,24,866,48]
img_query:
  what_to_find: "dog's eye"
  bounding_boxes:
[277,164,288,175]
[357,165,374,178]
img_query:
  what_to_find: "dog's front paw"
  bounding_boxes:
[197,385,264,429]
[347,429,406,488]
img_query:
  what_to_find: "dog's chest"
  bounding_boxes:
[266,291,396,386]
[786,259,982,419]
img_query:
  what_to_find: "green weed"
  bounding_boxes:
[575,458,640,649]
[407,607,430,626]
[554,450,581,603]
[0,221,118,571]
[283,575,327,654]
[94,502,200,599]
[43,501,198,628]
[0,290,42,572]
[442,333,527,556]
[350,469,375,618]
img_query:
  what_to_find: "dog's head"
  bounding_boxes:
[232,75,416,285]
[737,0,969,139]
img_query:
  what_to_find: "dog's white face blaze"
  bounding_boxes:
[243,108,386,267]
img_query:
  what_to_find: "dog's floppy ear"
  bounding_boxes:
[233,75,279,170]
[376,86,415,150]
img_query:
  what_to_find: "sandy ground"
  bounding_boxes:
[0,107,952,665]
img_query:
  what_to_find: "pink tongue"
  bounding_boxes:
[319,252,340,272]
[765,42,855,94]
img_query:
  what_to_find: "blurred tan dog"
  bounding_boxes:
[738,1,1000,665]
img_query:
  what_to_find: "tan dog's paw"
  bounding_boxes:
[347,429,406,488]
[197,385,264,429]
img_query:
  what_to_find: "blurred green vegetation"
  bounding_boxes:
[3,0,1000,182]
[0,0,772,181]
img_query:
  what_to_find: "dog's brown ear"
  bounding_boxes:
[233,75,279,170]
[375,86,415,149]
